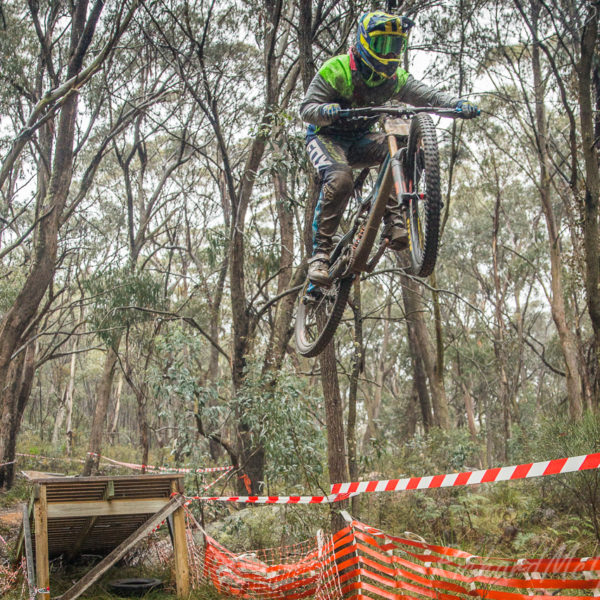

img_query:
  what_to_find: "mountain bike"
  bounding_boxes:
[295,106,463,358]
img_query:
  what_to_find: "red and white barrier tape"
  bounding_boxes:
[16,452,84,464]
[183,492,356,505]
[201,466,233,492]
[10,451,231,476]
[87,452,232,474]
[331,452,600,495]
[0,460,16,468]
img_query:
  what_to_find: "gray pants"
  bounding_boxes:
[307,131,401,254]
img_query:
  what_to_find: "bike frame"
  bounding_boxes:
[332,106,456,277]
[351,126,403,273]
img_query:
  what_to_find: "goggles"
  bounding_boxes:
[371,34,407,56]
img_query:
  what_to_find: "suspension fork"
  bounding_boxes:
[388,132,409,202]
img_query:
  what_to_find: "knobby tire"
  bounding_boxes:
[405,114,442,278]
[295,277,353,358]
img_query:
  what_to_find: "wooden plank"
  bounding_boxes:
[47,498,169,518]
[171,480,190,598]
[54,494,185,600]
[15,493,34,560]
[66,481,115,561]
[34,484,50,600]
[29,474,184,485]
[22,502,36,598]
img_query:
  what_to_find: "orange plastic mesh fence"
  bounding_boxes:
[5,517,600,600]
[338,519,600,600]
[187,527,342,599]
[189,518,600,600]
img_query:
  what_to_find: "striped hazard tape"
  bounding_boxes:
[184,492,356,504]
[178,453,600,504]
[331,452,600,495]
[87,452,232,474]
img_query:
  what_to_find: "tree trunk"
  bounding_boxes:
[401,269,448,429]
[0,337,37,489]
[0,1,111,483]
[51,388,67,446]
[65,347,76,456]
[82,340,120,476]
[262,166,302,373]
[578,7,600,404]
[348,278,362,514]
[110,374,123,444]
[363,301,391,448]
[491,180,511,460]
[135,387,149,474]
[531,0,583,420]
[320,339,349,531]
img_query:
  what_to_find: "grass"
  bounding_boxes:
[2,563,233,600]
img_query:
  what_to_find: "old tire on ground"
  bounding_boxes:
[107,578,163,596]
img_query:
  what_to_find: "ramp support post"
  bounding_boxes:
[34,484,50,600]
[171,479,190,597]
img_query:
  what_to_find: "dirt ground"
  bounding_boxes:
[0,510,22,527]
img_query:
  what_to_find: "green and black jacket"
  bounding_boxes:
[300,49,458,139]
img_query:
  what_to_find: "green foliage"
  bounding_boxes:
[521,412,600,543]
[400,427,482,475]
[235,362,327,490]
[206,505,330,553]
[0,265,26,313]
[147,325,226,465]
[84,268,166,346]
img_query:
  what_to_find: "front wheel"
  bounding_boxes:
[404,113,442,278]
[295,277,353,358]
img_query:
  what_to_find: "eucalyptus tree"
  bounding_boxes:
[0,0,141,488]
[473,0,596,419]
[509,0,599,404]
[81,24,203,474]
[139,0,369,496]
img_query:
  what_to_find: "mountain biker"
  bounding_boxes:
[300,11,479,286]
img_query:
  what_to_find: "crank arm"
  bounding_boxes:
[365,239,389,273]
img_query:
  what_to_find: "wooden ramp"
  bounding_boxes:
[17,473,190,600]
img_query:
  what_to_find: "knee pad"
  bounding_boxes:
[322,165,353,203]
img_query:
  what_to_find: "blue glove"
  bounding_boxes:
[456,99,480,118]
[319,103,341,124]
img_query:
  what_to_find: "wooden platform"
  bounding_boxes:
[18,473,190,600]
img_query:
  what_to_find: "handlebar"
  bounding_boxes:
[337,106,465,119]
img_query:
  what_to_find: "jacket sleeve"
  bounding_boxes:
[299,73,339,126]
[395,74,458,108]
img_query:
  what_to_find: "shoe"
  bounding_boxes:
[307,252,331,286]
[382,221,409,251]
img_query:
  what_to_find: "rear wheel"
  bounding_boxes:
[404,114,442,278]
[295,277,353,358]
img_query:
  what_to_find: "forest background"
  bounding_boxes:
[0,0,599,558]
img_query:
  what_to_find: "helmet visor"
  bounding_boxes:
[371,34,406,56]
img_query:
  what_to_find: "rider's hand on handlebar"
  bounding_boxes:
[318,103,341,124]
[455,99,480,118]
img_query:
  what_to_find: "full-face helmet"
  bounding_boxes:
[356,11,415,79]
